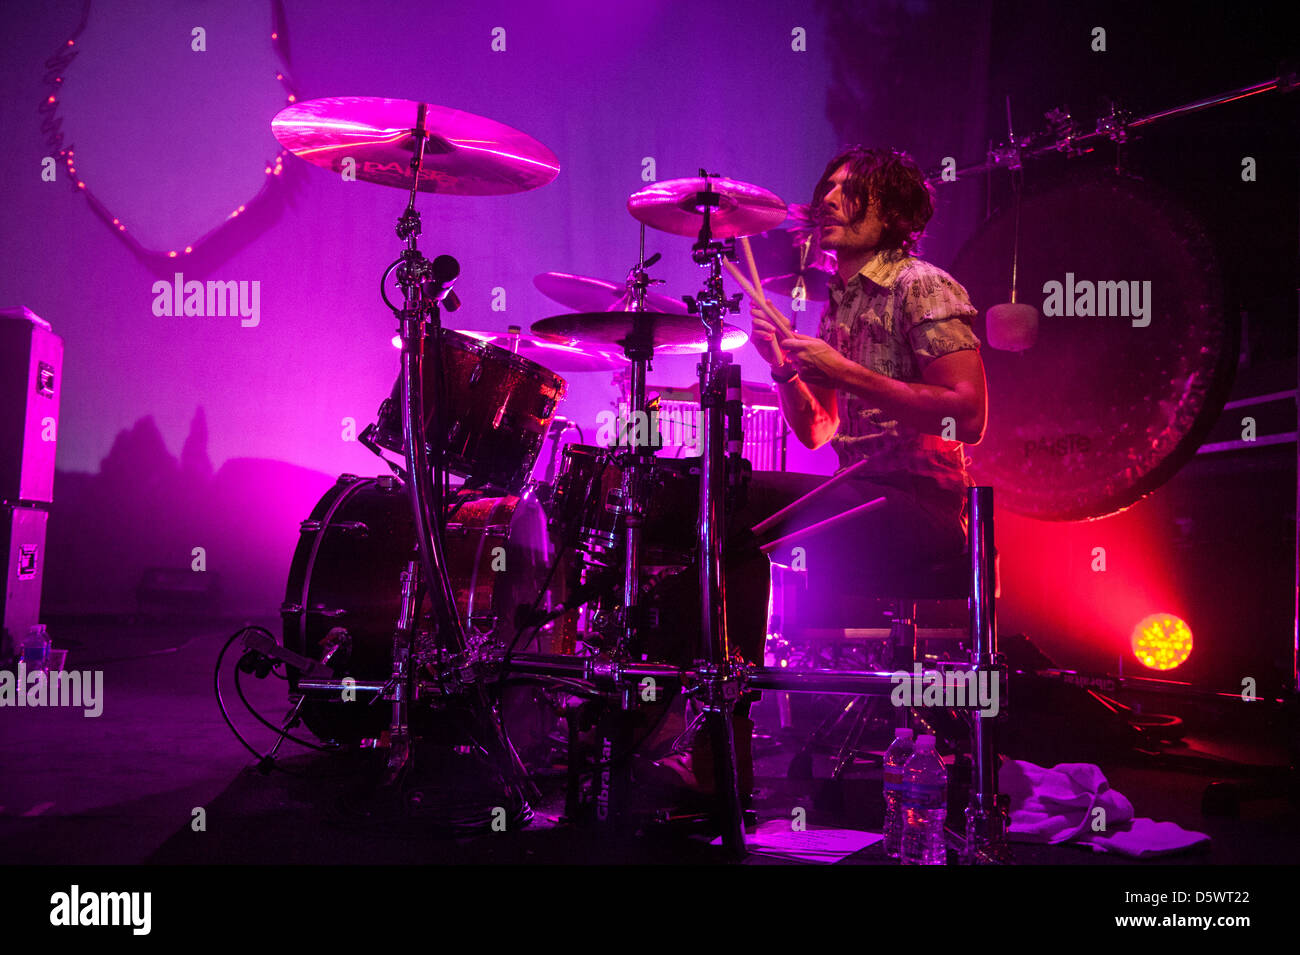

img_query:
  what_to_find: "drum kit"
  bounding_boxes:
[269,95,803,851]
[236,65,1290,860]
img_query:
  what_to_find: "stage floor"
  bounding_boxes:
[1,618,1295,865]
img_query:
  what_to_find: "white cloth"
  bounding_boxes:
[1002,759,1209,858]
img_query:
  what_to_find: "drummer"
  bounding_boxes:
[649,147,987,810]
[742,145,987,576]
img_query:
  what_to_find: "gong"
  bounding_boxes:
[951,172,1237,521]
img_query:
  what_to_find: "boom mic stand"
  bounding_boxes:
[386,102,535,810]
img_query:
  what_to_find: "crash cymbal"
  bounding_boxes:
[271,97,559,195]
[533,272,688,315]
[628,177,787,239]
[531,312,747,355]
[454,329,626,373]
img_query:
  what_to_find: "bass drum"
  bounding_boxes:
[280,474,569,741]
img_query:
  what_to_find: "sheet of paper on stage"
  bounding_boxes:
[713,821,882,863]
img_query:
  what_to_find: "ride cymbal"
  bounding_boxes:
[628,177,787,238]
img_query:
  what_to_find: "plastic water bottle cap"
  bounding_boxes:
[894,728,914,739]
[915,734,936,750]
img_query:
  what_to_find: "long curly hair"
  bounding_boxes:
[812,146,935,254]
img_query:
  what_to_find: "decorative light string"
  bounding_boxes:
[39,0,301,263]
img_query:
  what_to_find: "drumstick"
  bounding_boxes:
[721,256,757,296]
[739,235,766,305]
[759,496,887,554]
[753,459,872,537]
[721,259,796,340]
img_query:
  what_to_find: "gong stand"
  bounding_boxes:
[939,70,1300,696]
[388,103,534,806]
[934,72,1298,182]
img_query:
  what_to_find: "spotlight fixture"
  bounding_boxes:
[1131,613,1193,670]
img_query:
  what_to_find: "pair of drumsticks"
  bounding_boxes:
[721,236,797,343]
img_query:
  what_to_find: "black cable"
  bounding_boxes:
[213,626,341,778]
[233,661,335,754]
[213,625,381,781]
[213,628,272,764]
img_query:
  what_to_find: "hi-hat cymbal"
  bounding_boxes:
[532,312,747,355]
[271,97,559,195]
[454,329,626,373]
[628,177,787,238]
[533,272,688,315]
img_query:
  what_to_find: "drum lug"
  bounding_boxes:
[468,365,483,386]
[280,602,304,615]
[310,605,347,618]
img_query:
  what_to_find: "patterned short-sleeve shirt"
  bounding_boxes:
[817,249,981,494]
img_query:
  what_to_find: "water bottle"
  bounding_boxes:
[19,625,51,671]
[900,734,948,865]
[882,727,914,858]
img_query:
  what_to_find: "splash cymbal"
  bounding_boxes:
[745,223,835,302]
[533,272,688,315]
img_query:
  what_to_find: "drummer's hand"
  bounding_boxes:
[749,302,784,366]
[780,332,849,387]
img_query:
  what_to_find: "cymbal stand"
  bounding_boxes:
[394,102,463,660]
[388,103,534,805]
[616,225,657,663]
[684,174,747,853]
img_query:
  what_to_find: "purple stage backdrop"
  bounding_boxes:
[1,0,991,614]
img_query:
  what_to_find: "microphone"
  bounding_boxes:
[424,254,462,311]
[985,301,1039,351]
[514,569,614,631]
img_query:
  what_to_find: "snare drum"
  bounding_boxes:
[373,329,566,493]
